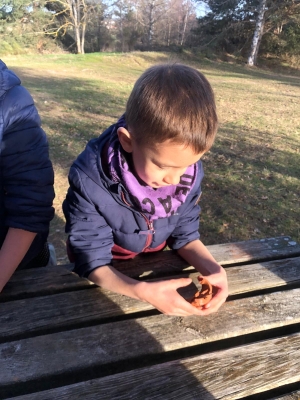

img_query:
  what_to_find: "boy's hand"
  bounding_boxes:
[198,269,228,315]
[177,240,229,315]
[137,278,209,316]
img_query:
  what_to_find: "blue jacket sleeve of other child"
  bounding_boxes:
[0,60,55,258]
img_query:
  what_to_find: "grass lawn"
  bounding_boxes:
[3,52,299,263]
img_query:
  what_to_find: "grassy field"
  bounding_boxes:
[3,52,299,262]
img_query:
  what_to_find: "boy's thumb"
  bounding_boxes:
[176,278,193,288]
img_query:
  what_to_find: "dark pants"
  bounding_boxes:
[17,242,50,270]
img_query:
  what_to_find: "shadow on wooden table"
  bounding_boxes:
[0,265,216,399]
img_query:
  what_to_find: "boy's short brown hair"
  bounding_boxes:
[126,63,218,153]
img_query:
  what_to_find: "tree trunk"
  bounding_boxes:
[247,0,267,66]
[69,0,82,53]
[147,1,155,47]
[180,8,188,46]
[167,20,171,46]
[81,21,86,53]
[80,0,87,54]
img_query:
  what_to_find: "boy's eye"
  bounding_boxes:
[155,164,166,169]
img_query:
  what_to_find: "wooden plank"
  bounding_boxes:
[0,266,94,301]
[7,333,300,400]
[113,236,300,278]
[207,236,300,264]
[1,257,299,341]
[1,288,300,389]
[178,256,300,298]
[0,288,153,342]
[226,256,300,294]
[2,237,299,300]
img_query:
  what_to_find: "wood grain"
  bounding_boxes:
[178,256,300,297]
[0,266,93,301]
[62,236,300,276]
[113,236,300,278]
[225,256,300,294]
[1,248,299,302]
[0,287,153,341]
[8,333,300,400]
[1,257,299,341]
[1,288,300,388]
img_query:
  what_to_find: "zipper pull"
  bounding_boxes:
[139,221,155,235]
[148,221,155,233]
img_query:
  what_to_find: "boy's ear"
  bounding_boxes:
[117,127,133,153]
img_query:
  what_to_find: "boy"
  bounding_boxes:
[0,60,55,293]
[63,63,228,316]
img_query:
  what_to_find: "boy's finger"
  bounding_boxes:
[203,291,226,311]
[178,300,207,316]
[175,290,209,315]
[175,278,193,288]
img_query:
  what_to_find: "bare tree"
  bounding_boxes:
[247,0,267,66]
[111,0,138,51]
[136,0,166,47]
[46,0,92,53]
[180,0,195,45]
[159,0,196,46]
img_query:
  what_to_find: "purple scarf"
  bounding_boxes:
[107,115,198,220]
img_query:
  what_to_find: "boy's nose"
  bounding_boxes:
[164,173,181,185]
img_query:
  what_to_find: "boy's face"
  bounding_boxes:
[118,127,204,188]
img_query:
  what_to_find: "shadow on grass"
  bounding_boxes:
[11,66,127,167]
[11,65,126,111]
[215,125,300,180]
[194,57,300,87]
[200,124,299,245]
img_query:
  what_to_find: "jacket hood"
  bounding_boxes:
[0,60,21,99]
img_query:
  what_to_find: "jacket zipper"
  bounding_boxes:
[121,191,155,250]
[140,214,155,250]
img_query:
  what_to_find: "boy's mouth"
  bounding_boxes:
[151,183,172,189]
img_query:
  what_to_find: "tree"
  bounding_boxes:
[0,0,56,53]
[195,0,300,62]
[161,0,196,46]
[247,0,267,65]
[136,0,167,47]
[84,1,111,52]
[45,0,97,53]
[110,0,142,51]
[179,0,195,45]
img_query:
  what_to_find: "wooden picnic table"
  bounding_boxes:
[1,236,300,399]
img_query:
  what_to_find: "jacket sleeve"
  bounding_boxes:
[1,85,55,233]
[167,161,204,250]
[63,165,114,278]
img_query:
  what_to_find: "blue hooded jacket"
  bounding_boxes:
[0,60,55,266]
[63,125,204,278]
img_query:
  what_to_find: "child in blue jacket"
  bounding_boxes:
[63,63,228,316]
[0,60,55,292]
